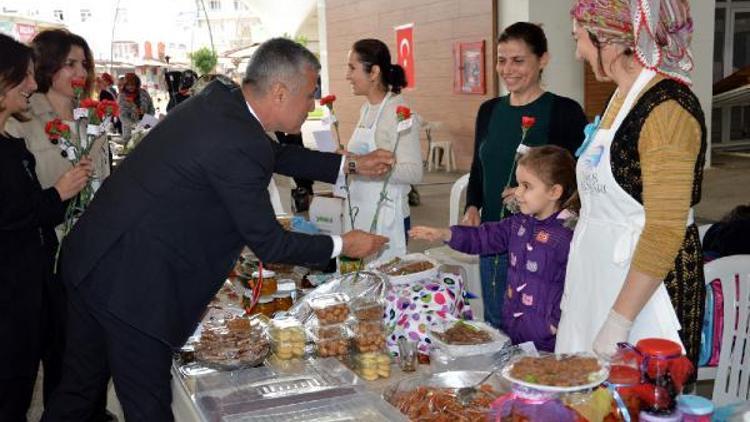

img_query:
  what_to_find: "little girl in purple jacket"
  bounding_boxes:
[410,146,577,352]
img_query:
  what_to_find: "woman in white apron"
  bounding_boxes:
[557,0,706,369]
[343,39,422,261]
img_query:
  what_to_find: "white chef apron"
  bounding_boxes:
[556,69,685,354]
[344,93,407,260]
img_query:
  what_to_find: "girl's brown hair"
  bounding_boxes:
[31,29,95,95]
[0,34,34,122]
[518,145,579,213]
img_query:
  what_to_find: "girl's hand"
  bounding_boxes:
[409,226,451,242]
[461,206,480,227]
[54,159,93,201]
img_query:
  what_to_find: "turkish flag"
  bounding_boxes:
[395,24,415,88]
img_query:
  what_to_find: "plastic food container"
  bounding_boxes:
[352,320,386,353]
[639,410,683,421]
[351,298,385,320]
[314,335,350,358]
[677,395,714,422]
[354,351,391,381]
[310,321,348,340]
[309,293,350,325]
[269,318,306,360]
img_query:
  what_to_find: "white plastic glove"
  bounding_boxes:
[592,309,633,360]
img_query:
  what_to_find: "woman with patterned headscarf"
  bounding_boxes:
[556,0,706,368]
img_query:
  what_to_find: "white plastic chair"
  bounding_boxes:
[703,254,750,405]
[424,174,483,320]
[698,223,713,244]
[428,141,456,172]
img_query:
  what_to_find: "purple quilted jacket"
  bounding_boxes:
[448,211,573,352]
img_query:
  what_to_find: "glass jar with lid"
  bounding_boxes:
[251,269,277,297]
[272,290,293,312]
[252,295,276,317]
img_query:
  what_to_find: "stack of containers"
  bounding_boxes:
[309,293,351,360]
[244,269,278,317]
[350,297,390,381]
[268,317,306,360]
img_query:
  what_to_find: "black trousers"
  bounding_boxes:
[42,284,174,422]
[41,274,66,405]
[0,374,38,422]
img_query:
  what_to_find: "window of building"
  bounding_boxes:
[209,0,221,10]
[53,9,64,21]
[714,3,750,144]
[80,9,92,22]
[116,8,128,24]
[234,0,247,11]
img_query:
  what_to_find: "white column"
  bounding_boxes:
[317,0,329,96]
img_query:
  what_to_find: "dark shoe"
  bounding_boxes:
[408,186,420,207]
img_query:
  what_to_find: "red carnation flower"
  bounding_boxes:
[45,118,71,142]
[320,94,336,107]
[96,100,120,119]
[80,97,99,109]
[396,105,411,121]
[521,115,536,129]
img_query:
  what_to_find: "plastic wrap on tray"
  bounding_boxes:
[287,271,387,325]
[351,319,386,353]
[194,315,270,370]
[193,358,368,420]
[501,352,609,393]
[383,370,510,421]
[351,297,385,320]
[309,293,350,325]
[367,253,439,285]
[222,391,407,421]
[430,319,510,358]
[268,317,306,360]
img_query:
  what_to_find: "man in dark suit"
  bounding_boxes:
[43,38,392,421]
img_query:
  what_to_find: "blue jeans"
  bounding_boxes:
[479,254,508,330]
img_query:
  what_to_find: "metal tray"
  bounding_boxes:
[193,358,363,421]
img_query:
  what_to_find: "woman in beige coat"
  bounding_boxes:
[4,29,111,417]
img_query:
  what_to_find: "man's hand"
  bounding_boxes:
[341,230,388,258]
[347,149,394,177]
[461,206,481,227]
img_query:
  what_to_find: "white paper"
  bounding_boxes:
[397,117,413,133]
[73,108,88,120]
[332,174,348,198]
[322,114,337,126]
[136,114,159,130]
[87,124,101,136]
[312,129,337,153]
[516,144,530,156]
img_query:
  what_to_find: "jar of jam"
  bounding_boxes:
[272,290,293,312]
[621,338,694,414]
[609,347,644,420]
[252,269,277,297]
[253,295,276,317]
